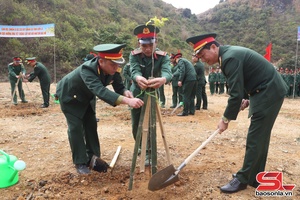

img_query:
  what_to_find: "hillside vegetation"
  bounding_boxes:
[0,0,299,81]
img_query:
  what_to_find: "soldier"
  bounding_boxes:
[122,62,132,90]
[186,33,288,193]
[192,53,207,110]
[173,53,197,116]
[215,67,220,94]
[170,53,183,108]
[129,24,172,165]
[8,57,28,105]
[24,57,51,108]
[218,69,226,94]
[56,44,144,174]
[208,67,217,95]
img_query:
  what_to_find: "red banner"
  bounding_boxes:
[264,43,272,62]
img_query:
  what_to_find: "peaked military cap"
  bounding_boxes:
[13,57,21,62]
[186,33,217,54]
[93,44,126,64]
[25,57,36,64]
[173,52,182,59]
[134,24,160,44]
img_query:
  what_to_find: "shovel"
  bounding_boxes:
[148,129,220,191]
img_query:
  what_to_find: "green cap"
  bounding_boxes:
[93,44,126,64]
[186,33,217,54]
[25,57,36,64]
[133,24,160,44]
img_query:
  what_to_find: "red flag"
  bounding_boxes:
[264,42,272,62]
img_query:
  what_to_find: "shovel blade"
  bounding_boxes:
[148,164,180,191]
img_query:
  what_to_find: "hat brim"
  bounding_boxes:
[138,38,156,44]
[111,57,125,64]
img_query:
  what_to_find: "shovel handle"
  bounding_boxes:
[178,129,220,171]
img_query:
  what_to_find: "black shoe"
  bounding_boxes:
[188,112,195,115]
[75,164,91,174]
[170,105,176,108]
[89,155,109,173]
[40,104,49,108]
[202,107,207,110]
[21,100,28,103]
[177,112,188,116]
[195,107,200,110]
[220,178,247,193]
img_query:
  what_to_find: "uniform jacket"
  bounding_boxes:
[171,64,180,87]
[208,71,217,83]
[219,45,288,120]
[8,63,26,81]
[129,48,172,97]
[28,62,51,84]
[194,61,206,85]
[56,57,126,118]
[177,58,197,83]
[122,63,132,90]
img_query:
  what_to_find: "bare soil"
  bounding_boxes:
[0,82,299,200]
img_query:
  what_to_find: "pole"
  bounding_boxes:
[293,40,298,98]
[54,36,56,83]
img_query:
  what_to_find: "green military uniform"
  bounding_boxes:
[122,63,132,90]
[187,33,289,192]
[177,57,197,115]
[8,58,27,104]
[26,58,51,107]
[129,24,172,142]
[194,60,207,109]
[218,45,288,186]
[56,44,127,166]
[130,47,172,139]
[218,71,226,94]
[171,63,183,107]
[208,69,217,95]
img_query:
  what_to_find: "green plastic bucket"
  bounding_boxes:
[0,150,19,188]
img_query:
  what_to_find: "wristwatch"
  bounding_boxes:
[222,116,230,124]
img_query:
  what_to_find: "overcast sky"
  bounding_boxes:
[162,0,220,14]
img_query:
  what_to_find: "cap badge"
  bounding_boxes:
[143,28,150,34]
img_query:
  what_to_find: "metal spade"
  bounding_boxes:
[148,129,220,191]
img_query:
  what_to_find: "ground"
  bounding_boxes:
[0,82,299,200]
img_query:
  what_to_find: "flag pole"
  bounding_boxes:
[293,39,298,98]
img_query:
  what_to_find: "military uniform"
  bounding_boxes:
[218,45,288,186]
[187,33,288,193]
[208,69,217,95]
[26,58,51,108]
[56,44,129,174]
[176,56,197,116]
[130,47,172,138]
[129,24,172,142]
[194,60,207,109]
[122,62,132,90]
[170,63,183,107]
[218,71,226,94]
[8,57,27,104]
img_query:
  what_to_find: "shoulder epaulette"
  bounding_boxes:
[155,50,167,56]
[131,49,142,55]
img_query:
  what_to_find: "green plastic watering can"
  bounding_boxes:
[0,150,26,188]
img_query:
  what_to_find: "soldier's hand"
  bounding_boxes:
[136,76,149,90]
[240,99,249,111]
[128,98,144,108]
[123,90,133,98]
[148,77,166,89]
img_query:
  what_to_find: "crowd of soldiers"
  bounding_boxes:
[278,67,300,97]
